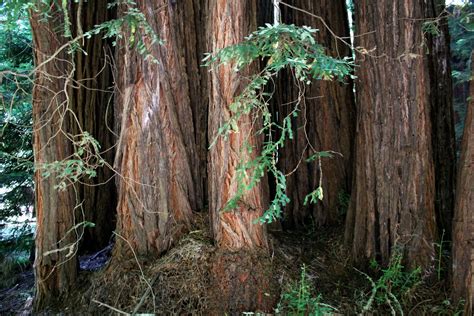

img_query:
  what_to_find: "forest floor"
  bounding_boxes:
[0,214,463,315]
[272,226,460,315]
[0,267,34,315]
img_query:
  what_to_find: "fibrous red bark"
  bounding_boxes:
[344,0,454,270]
[452,52,474,314]
[31,0,119,308]
[207,0,276,312]
[207,0,268,252]
[425,0,456,239]
[69,0,117,252]
[113,0,206,258]
[31,4,77,309]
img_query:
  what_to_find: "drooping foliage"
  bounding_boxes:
[271,0,355,228]
[204,23,353,224]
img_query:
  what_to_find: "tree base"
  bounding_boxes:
[209,250,279,314]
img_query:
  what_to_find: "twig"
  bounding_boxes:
[92,299,129,315]
[113,232,156,313]
[131,274,159,315]
[408,299,432,315]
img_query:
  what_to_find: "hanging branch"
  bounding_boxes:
[204,23,354,223]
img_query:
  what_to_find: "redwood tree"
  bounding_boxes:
[70,1,117,252]
[112,0,207,258]
[275,0,355,228]
[344,0,455,269]
[426,0,456,239]
[31,0,123,307]
[207,0,275,312]
[452,53,474,314]
[31,7,78,307]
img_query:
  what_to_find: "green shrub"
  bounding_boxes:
[276,265,336,315]
[358,249,421,315]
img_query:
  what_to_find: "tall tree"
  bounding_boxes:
[112,0,207,258]
[426,1,456,239]
[452,52,474,315]
[344,0,455,269]
[31,0,118,307]
[31,3,78,309]
[275,0,355,228]
[207,0,275,312]
[70,0,117,252]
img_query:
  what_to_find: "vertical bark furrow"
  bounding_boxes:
[425,1,456,239]
[273,0,356,228]
[452,52,474,314]
[345,0,454,270]
[71,0,117,251]
[208,0,268,251]
[113,0,206,257]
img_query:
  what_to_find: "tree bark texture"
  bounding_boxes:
[345,0,454,270]
[113,0,207,258]
[425,1,456,239]
[208,0,268,252]
[69,0,117,252]
[452,52,474,314]
[207,1,277,312]
[30,4,78,309]
[275,0,355,228]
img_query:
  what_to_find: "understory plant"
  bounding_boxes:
[358,249,421,315]
[204,23,354,223]
[276,265,336,316]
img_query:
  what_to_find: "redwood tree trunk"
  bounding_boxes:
[207,0,276,312]
[344,0,454,270]
[426,1,456,239]
[31,5,78,309]
[70,0,117,252]
[113,0,206,258]
[31,0,119,308]
[275,0,355,228]
[208,0,268,253]
[452,52,474,314]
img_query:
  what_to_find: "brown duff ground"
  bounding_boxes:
[0,213,463,315]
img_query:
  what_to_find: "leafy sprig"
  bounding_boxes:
[39,132,106,191]
[204,23,354,223]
